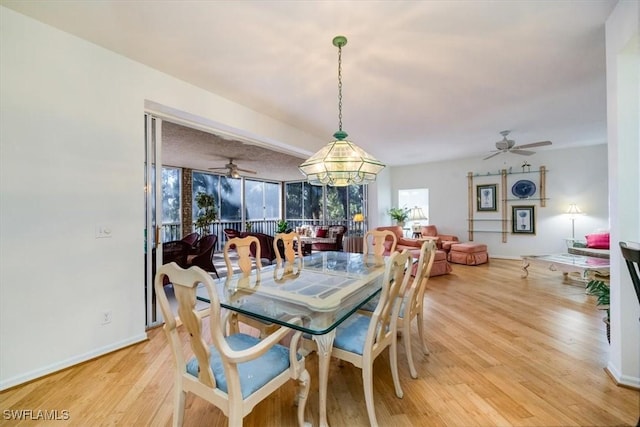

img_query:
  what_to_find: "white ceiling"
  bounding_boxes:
[2,0,616,175]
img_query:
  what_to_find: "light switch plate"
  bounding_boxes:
[95,225,112,238]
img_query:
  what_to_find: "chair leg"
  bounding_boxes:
[416,311,430,355]
[389,340,404,399]
[403,317,418,379]
[173,387,186,427]
[296,369,311,427]
[362,364,379,427]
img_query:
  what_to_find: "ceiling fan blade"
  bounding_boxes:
[236,168,257,174]
[483,152,502,160]
[510,149,536,156]
[513,140,552,149]
[208,167,227,170]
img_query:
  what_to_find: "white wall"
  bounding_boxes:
[0,8,323,390]
[605,0,640,388]
[389,144,609,258]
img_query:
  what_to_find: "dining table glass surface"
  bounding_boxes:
[196,251,387,335]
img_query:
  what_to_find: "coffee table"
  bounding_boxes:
[521,253,610,282]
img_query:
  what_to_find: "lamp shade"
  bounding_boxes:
[566,203,583,217]
[408,206,427,221]
[353,213,364,222]
[299,138,385,187]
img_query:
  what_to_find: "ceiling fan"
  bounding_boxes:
[208,159,257,178]
[483,130,552,160]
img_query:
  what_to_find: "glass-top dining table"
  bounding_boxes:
[196,250,388,427]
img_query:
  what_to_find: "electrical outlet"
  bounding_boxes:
[102,311,112,325]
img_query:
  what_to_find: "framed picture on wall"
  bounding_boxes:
[476,184,497,211]
[512,205,535,234]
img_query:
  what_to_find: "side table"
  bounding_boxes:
[343,235,364,253]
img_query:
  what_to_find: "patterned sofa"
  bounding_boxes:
[296,225,347,252]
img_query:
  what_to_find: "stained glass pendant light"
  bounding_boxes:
[299,36,385,187]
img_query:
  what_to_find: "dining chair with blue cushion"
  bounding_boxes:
[360,240,436,377]
[331,249,412,427]
[224,236,277,338]
[398,239,437,378]
[274,232,303,278]
[155,262,310,427]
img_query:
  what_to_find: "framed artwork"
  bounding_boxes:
[476,184,497,211]
[512,205,535,234]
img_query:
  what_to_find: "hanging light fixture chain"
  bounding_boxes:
[337,41,343,132]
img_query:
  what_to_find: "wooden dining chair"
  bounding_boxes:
[363,229,397,257]
[274,232,302,264]
[398,239,437,378]
[223,236,275,337]
[331,250,412,427]
[274,232,303,275]
[155,263,310,427]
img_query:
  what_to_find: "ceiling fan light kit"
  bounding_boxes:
[483,130,552,160]
[299,36,385,187]
[208,158,257,179]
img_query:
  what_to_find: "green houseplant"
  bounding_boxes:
[586,279,610,343]
[276,219,289,233]
[194,192,217,236]
[388,207,409,226]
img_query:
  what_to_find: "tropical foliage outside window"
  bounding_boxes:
[162,167,181,224]
[285,181,365,224]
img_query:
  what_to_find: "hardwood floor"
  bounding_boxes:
[1,259,638,426]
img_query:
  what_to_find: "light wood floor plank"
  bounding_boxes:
[0,259,638,426]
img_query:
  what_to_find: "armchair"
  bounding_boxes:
[375,226,452,277]
[186,234,219,278]
[420,225,459,251]
[242,232,277,264]
[375,226,421,252]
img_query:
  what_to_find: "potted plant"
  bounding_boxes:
[586,279,610,343]
[275,219,289,256]
[388,207,409,227]
[276,219,289,233]
[194,192,217,236]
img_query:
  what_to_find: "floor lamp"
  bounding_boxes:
[566,203,583,240]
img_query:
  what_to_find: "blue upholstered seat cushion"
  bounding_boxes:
[185,333,291,399]
[360,296,407,318]
[333,313,372,355]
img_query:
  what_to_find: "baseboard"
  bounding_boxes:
[606,362,640,390]
[0,333,148,391]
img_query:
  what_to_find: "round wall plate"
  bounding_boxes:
[511,179,536,198]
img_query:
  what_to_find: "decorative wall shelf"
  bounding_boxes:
[467,166,547,243]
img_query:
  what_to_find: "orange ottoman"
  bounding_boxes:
[448,243,489,265]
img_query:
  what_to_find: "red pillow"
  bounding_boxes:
[585,233,610,249]
[316,228,328,238]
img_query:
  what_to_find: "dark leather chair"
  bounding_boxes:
[187,234,219,278]
[162,240,192,268]
[181,232,199,246]
[243,232,277,264]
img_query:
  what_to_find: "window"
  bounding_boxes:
[162,167,181,224]
[285,181,367,226]
[398,188,429,226]
[192,172,220,223]
[245,179,281,220]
